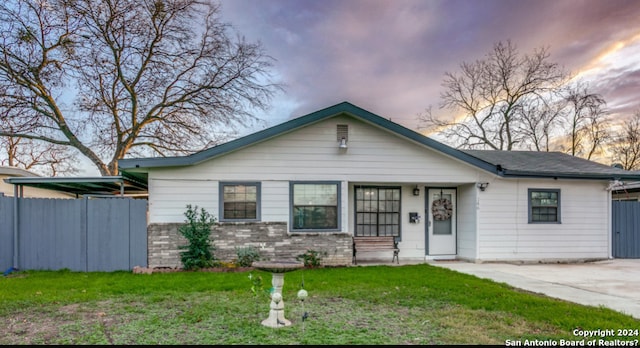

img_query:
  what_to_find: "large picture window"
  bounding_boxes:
[355,187,401,237]
[220,182,260,221]
[528,189,560,223]
[290,182,340,231]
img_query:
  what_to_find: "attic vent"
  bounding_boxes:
[337,124,348,142]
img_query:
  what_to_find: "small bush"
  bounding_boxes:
[178,205,217,270]
[235,246,261,267]
[296,249,325,268]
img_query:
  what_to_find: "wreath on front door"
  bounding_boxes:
[431,198,453,221]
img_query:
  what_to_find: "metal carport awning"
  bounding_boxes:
[3,175,148,197]
[2,175,148,270]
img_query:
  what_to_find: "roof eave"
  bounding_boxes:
[500,170,640,181]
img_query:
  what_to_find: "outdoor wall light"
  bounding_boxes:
[413,186,420,196]
[477,182,489,191]
[338,137,348,149]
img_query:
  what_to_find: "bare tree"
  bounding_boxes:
[519,96,565,151]
[610,110,640,171]
[562,82,609,160]
[0,0,279,175]
[1,107,79,176]
[0,138,78,176]
[419,40,567,150]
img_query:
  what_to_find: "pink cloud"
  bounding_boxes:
[220,0,640,131]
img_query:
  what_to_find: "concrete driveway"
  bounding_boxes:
[428,259,640,319]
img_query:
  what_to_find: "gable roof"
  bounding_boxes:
[118,101,640,181]
[118,102,497,173]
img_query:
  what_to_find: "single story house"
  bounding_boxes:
[0,166,74,198]
[119,102,640,267]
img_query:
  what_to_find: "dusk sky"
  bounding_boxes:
[218,0,640,135]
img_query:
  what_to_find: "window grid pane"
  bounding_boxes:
[355,187,400,237]
[222,184,258,220]
[532,207,557,222]
[530,190,559,223]
[293,184,337,205]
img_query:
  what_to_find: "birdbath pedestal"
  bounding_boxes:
[252,260,304,328]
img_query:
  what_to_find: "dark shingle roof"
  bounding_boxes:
[462,150,634,179]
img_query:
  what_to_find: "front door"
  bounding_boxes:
[426,188,456,256]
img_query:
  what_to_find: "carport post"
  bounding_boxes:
[12,184,19,269]
[607,188,613,259]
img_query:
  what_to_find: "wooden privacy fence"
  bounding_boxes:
[612,200,640,259]
[0,196,147,272]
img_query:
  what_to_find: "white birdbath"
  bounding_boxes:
[252,260,304,328]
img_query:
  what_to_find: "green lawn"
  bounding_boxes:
[0,264,638,345]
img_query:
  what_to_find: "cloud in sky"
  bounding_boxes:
[219,0,640,132]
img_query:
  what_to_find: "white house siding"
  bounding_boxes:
[477,178,610,262]
[456,183,478,261]
[260,181,290,222]
[147,177,218,223]
[147,115,483,224]
[397,185,427,260]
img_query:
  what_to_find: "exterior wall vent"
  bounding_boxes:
[337,124,348,142]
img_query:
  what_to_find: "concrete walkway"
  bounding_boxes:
[427,259,640,319]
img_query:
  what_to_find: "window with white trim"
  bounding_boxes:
[528,189,560,223]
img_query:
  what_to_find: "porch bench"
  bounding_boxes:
[352,236,399,265]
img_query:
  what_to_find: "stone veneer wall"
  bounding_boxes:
[147,222,352,268]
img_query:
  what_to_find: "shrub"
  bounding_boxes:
[296,249,325,268]
[178,205,217,270]
[235,246,262,267]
